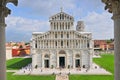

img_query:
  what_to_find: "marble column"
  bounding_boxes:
[0,1,18,80]
[101,0,120,80]
[0,23,6,80]
[57,52,59,68]
[42,54,44,68]
[73,54,75,68]
[113,16,120,80]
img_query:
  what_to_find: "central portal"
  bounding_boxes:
[44,60,49,68]
[59,57,65,68]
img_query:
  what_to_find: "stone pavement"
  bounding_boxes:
[56,74,69,80]
[14,63,112,75]
[6,70,18,73]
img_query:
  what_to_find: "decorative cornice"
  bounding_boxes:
[102,0,120,19]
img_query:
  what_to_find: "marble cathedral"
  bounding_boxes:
[31,10,93,69]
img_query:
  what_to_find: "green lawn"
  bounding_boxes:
[93,54,114,74]
[70,54,114,80]
[7,72,55,80]
[7,58,32,70]
[7,58,55,80]
[70,75,114,80]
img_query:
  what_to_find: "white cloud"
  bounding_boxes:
[5,16,50,41]
[18,0,104,16]
[18,0,77,16]
[6,16,49,32]
[6,0,113,41]
[6,11,114,41]
[82,11,114,39]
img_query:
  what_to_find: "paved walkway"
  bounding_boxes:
[6,70,18,73]
[14,63,112,75]
[56,74,69,80]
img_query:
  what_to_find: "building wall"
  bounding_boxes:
[32,49,92,69]
[31,11,93,69]
[6,47,12,60]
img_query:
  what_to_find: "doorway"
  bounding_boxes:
[75,59,80,67]
[59,57,65,68]
[44,60,49,68]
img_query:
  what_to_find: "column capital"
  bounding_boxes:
[0,0,18,27]
[102,0,120,20]
[0,23,6,27]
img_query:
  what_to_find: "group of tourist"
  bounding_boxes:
[20,64,32,74]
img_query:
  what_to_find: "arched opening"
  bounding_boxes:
[44,54,50,68]
[75,54,81,68]
[59,50,66,68]
[59,50,66,54]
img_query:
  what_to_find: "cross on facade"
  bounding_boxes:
[60,7,63,12]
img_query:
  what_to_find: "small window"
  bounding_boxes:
[60,14,61,20]
[56,41,57,46]
[46,42,48,46]
[71,22,73,25]
[61,41,63,46]
[60,23,61,30]
[66,23,67,29]
[62,14,64,20]
[51,22,52,25]
[87,42,89,48]
[61,33,63,38]
[45,35,47,38]
[67,34,69,38]
[35,41,37,48]
[54,23,56,30]
[68,22,70,29]
[67,41,69,46]
[68,26,70,29]
[76,42,78,46]
[55,17,56,20]
[55,34,57,38]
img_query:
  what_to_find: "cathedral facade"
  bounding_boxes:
[30,10,93,69]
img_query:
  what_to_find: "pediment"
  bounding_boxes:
[50,12,74,21]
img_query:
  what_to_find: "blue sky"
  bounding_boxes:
[6,0,114,42]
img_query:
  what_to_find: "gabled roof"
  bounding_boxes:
[49,11,74,21]
[32,32,44,35]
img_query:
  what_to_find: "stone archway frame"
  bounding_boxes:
[101,1,120,80]
[41,50,50,68]
[44,54,50,68]
[0,1,119,80]
[57,50,67,68]
[75,53,81,68]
